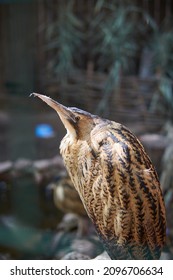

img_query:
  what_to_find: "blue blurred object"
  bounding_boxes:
[35,124,54,138]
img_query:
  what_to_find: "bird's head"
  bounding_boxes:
[31,93,96,140]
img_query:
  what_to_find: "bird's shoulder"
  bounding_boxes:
[91,120,154,172]
[91,120,141,154]
[92,120,137,144]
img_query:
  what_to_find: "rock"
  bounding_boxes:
[14,159,32,171]
[71,239,99,258]
[58,213,79,232]
[61,252,91,260]
[0,161,13,174]
[94,251,110,260]
[33,159,52,171]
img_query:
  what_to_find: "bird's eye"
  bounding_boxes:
[75,116,80,122]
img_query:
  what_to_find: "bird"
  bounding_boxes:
[50,175,86,216]
[48,175,91,236]
[31,93,166,260]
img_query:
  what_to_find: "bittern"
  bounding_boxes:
[49,175,89,236]
[31,93,166,260]
[51,175,86,216]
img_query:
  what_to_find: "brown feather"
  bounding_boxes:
[32,93,166,259]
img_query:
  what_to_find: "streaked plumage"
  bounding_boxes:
[51,175,86,216]
[49,175,89,237]
[32,93,166,260]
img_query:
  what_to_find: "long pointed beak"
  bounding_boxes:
[30,93,77,124]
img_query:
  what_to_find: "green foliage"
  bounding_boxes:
[91,3,139,92]
[151,28,173,78]
[149,21,173,120]
[44,0,143,88]
[43,0,173,119]
[44,0,158,89]
[89,1,157,113]
[45,0,83,84]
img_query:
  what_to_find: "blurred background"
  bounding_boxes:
[0,0,173,259]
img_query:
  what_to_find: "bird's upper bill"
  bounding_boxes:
[31,93,81,136]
